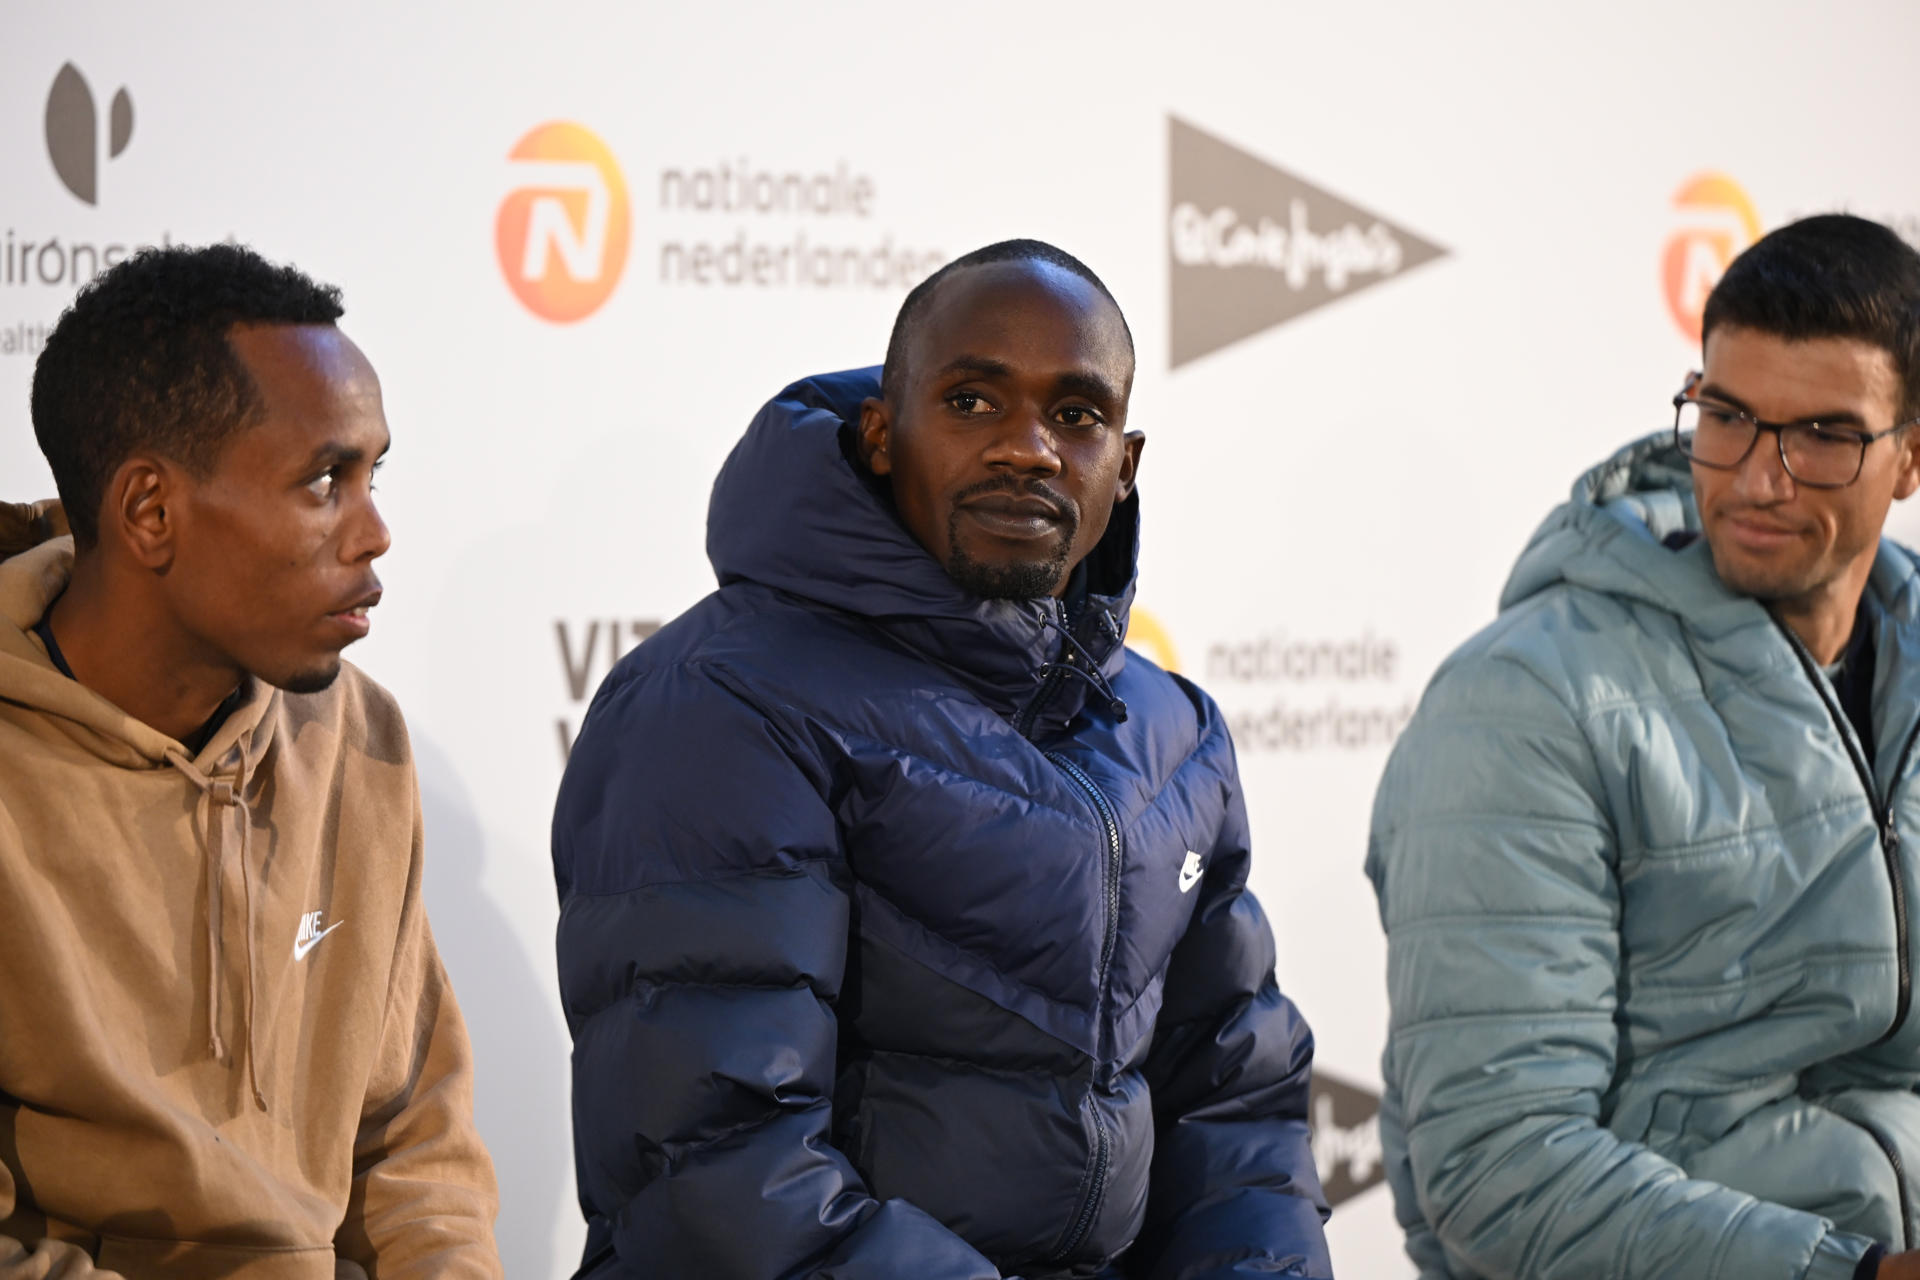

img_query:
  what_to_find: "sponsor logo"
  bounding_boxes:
[292,910,343,962]
[1207,627,1414,754]
[555,617,661,764]
[1168,115,1446,368]
[5,65,180,359]
[496,122,632,323]
[1127,607,1182,673]
[1177,851,1204,893]
[654,156,944,290]
[44,62,133,207]
[1661,172,1761,344]
[1311,1069,1387,1208]
[497,132,946,317]
[1125,610,1411,755]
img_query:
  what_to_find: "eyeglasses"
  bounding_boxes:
[1673,372,1920,489]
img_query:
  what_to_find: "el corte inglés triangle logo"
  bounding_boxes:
[1168,116,1446,368]
[1309,1068,1387,1209]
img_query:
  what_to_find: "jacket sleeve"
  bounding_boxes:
[1127,720,1333,1280]
[334,786,503,1279]
[552,660,1005,1280]
[1366,653,1876,1280]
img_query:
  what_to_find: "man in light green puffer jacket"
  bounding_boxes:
[1369,214,1920,1280]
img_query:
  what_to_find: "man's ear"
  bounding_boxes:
[1114,430,1146,502]
[1895,426,1920,502]
[857,396,893,477]
[108,456,179,570]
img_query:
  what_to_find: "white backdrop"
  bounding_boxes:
[7,4,1920,1275]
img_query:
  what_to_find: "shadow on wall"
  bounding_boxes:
[414,735,577,1280]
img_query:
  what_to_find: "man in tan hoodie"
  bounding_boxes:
[0,244,502,1279]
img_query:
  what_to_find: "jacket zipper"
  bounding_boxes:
[1044,749,1122,1261]
[1049,1103,1111,1264]
[1017,668,1065,740]
[1773,617,1920,1043]
[1843,1111,1915,1249]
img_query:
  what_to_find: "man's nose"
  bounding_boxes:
[983,408,1062,475]
[1731,429,1795,503]
[345,498,392,563]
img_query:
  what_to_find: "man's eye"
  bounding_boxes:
[949,392,993,415]
[1057,406,1103,429]
[306,470,337,499]
[1806,423,1866,446]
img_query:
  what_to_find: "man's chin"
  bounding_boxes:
[945,549,1068,601]
[273,659,345,695]
[1706,540,1819,605]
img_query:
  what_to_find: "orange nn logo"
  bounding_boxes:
[1128,608,1182,674]
[495,122,630,323]
[1662,172,1761,344]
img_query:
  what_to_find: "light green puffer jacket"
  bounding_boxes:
[1368,431,1920,1280]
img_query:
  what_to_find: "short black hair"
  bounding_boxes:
[880,238,1134,404]
[1703,213,1920,420]
[31,242,345,547]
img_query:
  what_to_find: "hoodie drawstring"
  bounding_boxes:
[1037,607,1129,722]
[165,744,268,1112]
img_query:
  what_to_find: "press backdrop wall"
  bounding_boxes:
[7,4,1920,1275]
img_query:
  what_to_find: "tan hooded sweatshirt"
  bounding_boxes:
[0,532,501,1280]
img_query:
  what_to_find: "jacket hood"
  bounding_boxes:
[1501,429,1920,638]
[706,367,1140,729]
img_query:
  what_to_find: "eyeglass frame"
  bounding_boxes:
[1672,370,1920,490]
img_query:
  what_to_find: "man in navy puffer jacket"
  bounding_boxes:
[552,240,1332,1279]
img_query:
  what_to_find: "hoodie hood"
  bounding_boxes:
[1502,428,1920,642]
[0,537,175,769]
[0,535,275,767]
[706,367,1139,731]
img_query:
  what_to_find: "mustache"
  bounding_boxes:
[952,475,1077,523]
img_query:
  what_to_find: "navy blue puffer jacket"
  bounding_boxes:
[552,369,1332,1280]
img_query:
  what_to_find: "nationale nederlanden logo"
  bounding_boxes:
[1661,172,1760,344]
[1167,116,1446,369]
[1127,608,1182,674]
[496,122,632,323]
[44,62,134,207]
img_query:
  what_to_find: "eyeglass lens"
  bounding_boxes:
[1675,401,1864,487]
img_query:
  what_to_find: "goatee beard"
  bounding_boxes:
[944,514,1076,601]
[940,477,1079,600]
[944,540,1072,600]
